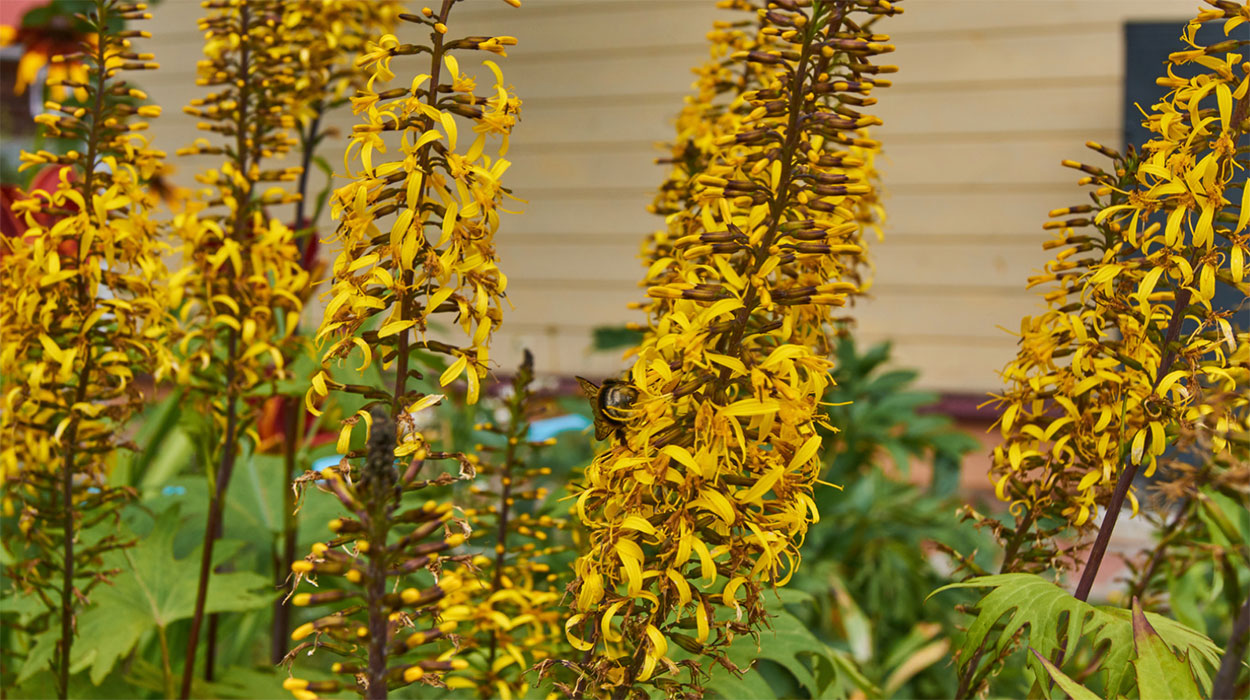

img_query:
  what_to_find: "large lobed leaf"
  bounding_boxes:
[15,507,275,686]
[930,573,1221,697]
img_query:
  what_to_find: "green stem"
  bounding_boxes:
[158,624,174,700]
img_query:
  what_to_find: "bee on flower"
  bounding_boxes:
[565,1,902,696]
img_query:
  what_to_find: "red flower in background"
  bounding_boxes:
[0,165,77,260]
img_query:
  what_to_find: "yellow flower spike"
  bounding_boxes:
[986,0,1250,575]
[566,2,901,694]
[2,3,174,686]
[287,4,522,697]
[441,351,576,696]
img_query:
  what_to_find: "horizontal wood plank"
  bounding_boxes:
[136,0,1170,390]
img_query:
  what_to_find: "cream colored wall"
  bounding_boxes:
[140,0,1197,391]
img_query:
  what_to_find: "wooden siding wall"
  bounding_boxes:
[141,0,1197,392]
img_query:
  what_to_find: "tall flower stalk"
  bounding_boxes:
[287,2,522,697]
[566,1,900,696]
[443,350,573,699]
[0,2,169,696]
[267,0,403,663]
[985,0,1249,586]
[173,0,311,693]
[640,1,888,326]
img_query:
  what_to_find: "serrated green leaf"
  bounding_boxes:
[1132,600,1202,700]
[1029,647,1101,700]
[931,573,1221,696]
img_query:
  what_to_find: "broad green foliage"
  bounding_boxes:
[16,508,271,690]
[931,574,1221,697]
[1130,602,1204,700]
[820,338,979,490]
[70,510,272,684]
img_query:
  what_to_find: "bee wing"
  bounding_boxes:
[574,376,600,399]
[594,421,614,441]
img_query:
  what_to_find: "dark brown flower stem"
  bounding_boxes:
[55,5,109,694]
[1212,593,1250,700]
[181,4,255,694]
[364,492,390,700]
[55,353,93,700]
[998,508,1037,573]
[1073,286,1190,603]
[391,1,451,420]
[271,397,302,664]
[180,330,242,698]
[487,356,529,670]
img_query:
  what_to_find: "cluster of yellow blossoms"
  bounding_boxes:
[988,1,1248,551]
[444,351,572,700]
[287,0,405,126]
[287,2,522,696]
[172,0,311,410]
[305,1,521,455]
[0,2,169,695]
[567,1,901,695]
[639,0,890,328]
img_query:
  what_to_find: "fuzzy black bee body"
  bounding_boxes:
[575,376,638,441]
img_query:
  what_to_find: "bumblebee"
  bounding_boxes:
[575,376,638,441]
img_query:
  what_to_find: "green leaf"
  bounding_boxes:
[1132,600,1202,700]
[591,325,644,352]
[15,628,59,684]
[119,387,188,488]
[72,507,273,684]
[931,573,1222,696]
[706,608,849,699]
[1029,647,1101,700]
